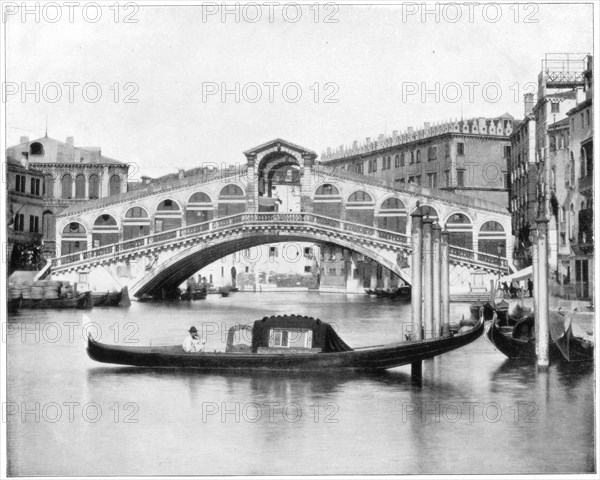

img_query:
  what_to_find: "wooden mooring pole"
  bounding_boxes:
[410,212,424,380]
[535,217,550,370]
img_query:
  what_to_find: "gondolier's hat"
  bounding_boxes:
[189,326,198,333]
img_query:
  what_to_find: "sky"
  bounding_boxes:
[3,1,595,179]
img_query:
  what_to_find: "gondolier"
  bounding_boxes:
[183,326,204,353]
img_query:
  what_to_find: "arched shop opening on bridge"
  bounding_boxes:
[155,199,182,232]
[445,212,473,250]
[377,197,408,233]
[346,191,374,225]
[478,221,507,257]
[218,185,245,217]
[123,207,150,241]
[92,214,119,247]
[61,222,87,255]
[313,184,342,218]
[186,192,214,225]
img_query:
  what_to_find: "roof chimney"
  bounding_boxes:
[524,93,534,116]
[66,136,74,146]
[392,130,398,137]
[141,175,152,184]
[366,137,371,144]
[20,136,29,144]
[352,140,358,148]
[407,127,414,134]
[424,122,430,130]
[178,168,185,179]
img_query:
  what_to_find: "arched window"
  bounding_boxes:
[315,184,339,196]
[217,185,245,217]
[92,214,119,247]
[61,174,72,199]
[445,213,473,250]
[187,192,214,225]
[155,199,182,232]
[415,205,438,220]
[314,184,341,219]
[378,197,407,233]
[123,207,150,241]
[88,174,100,199]
[348,191,373,203]
[30,142,44,156]
[109,175,121,196]
[75,174,86,199]
[188,192,212,203]
[347,191,374,226]
[61,222,87,255]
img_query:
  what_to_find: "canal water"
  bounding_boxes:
[6,293,595,475]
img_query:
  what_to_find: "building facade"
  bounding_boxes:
[508,53,593,300]
[6,135,130,257]
[320,114,514,207]
[6,157,45,273]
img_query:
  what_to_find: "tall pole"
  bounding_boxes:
[422,217,434,339]
[536,217,550,370]
[531,227,539,357]
[441,229,450,336]
[432,223,442,338]
[410,212,424,340]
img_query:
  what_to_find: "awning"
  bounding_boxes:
[499,266,533,284]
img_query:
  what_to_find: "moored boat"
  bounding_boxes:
[487,311,593,363]
[21,291,93,310]
[7,296,22,313]
[92,288,129,307]
[87,313,484,371]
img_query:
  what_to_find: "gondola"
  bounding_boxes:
[21,291,93,310]
[87,313,485,371]
[7,296,22,314]
[487,311,593,362]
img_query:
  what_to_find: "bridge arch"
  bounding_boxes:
[130,227,409,297]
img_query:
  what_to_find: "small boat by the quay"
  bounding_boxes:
[7,296,22,313]
[487,310,594,363]
[91,287,130,307]
[180,288,208,301]
[87,313,485,371]
[21,291,93,310]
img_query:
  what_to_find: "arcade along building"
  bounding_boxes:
[6,135,130,258]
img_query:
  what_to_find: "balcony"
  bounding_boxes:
[579,174,593,195]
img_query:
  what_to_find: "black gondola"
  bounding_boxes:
[87,314,485,371]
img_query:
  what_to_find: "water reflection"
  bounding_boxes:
[7,292,595,475]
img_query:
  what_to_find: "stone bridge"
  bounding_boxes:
[44,139,512,298]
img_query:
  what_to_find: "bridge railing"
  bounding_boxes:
[51,212,504,271]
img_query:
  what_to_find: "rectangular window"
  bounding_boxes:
[304,266,311,273]
[29,215,34,233]
[400,153,405,167]
[373,158,377,172]
[387,157,391,169]
[415,175,422,185]
[269,246,278,257]
[79,272,89,283]
[408,176,414,184]
[503,173,508,188]
[586,109,590,126]
[581,113,584,128]
[504,146,511,158]
[551,102,560,113]
[15,174,26,193]
[457,142,465,156]
[457,169,465,187]
[399,178,406,184]
[416,150,421,163]
[445,143,450,157]
[427,172,437,188]
[427,146,437,161]
[245,266,249,273]
[445,170,451,187]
